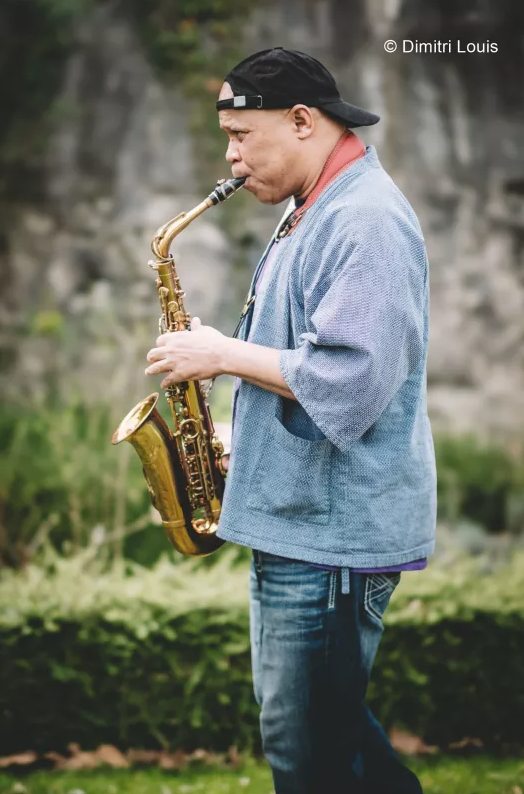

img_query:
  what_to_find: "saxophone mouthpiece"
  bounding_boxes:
[209,177,246,205]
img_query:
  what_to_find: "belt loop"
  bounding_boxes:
[253,549,263,590]
[341,567,351,595]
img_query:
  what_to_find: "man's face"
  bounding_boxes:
[218,82,302,205]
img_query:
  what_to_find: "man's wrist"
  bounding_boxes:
[218,336,239,376]
[218,336,296,401]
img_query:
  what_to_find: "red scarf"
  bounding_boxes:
[281,130,366,238]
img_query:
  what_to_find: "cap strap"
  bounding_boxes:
[216,95,263,111]
[216,94,343,112]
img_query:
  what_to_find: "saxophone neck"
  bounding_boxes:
[151,199,212,261]
[151,177,246,261]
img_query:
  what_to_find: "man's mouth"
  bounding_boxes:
[236,176,253,192]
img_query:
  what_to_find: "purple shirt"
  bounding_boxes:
[298,558,427,573]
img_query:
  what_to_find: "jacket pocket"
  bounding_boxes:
[246,416,333,524]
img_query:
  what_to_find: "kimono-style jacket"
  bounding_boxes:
[217,145,437,569]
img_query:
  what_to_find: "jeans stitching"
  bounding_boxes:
[366,573,398,601]
[364,576,382,622]
[366,580,390,602]
[364,574,397,622]
[374,572,401,588]
[328,570,337,610]
[257,609,264,707]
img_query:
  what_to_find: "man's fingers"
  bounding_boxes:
[161,374,181,388]
[146,347,165,363]
[145,359,170,376]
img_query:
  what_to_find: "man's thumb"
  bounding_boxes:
[191,316,201,330]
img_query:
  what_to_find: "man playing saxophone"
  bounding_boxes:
[145,47,436,794]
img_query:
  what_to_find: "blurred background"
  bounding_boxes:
[1,1,524,792]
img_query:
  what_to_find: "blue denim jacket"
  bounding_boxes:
[217,145,437,568]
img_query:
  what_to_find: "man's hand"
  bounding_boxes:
[146,319,297,401]
[145,317,227,388]
[221,453,230,473]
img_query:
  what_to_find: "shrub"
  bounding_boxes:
[0,547,254,754]
[2,548,524,753]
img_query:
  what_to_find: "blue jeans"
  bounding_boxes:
[250,551,423,794]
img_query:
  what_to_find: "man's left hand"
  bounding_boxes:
[145,317,227,388]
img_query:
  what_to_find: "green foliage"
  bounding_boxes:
[0,395,248,569]
[30,309,65,337]
[435,435,524,533]
[2,549,524,754]
[0,401,155,567]
[0,765,273,794]
[369,552,524,747]
[0,548,254,754]
[2,757,524,794]
[127,0,247,78]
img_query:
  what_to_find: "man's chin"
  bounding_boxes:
[244,181,281,205]
[242,177,257,196]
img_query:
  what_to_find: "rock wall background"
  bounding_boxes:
[1,0,524,441]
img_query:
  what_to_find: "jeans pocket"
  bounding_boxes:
[364,572,401,623]
[246,417,332,524]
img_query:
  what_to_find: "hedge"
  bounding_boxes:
[1,547,524,754]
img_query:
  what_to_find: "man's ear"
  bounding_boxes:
[291,105,315,139]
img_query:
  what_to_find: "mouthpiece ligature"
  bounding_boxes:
[209,177,246,204]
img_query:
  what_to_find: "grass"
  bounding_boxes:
[1,757,524,794]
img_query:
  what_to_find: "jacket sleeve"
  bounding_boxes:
[278,203,428,453]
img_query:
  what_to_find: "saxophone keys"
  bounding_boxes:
[212,437,224,455]
[180,417,200,441]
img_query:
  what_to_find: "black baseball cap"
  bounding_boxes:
[216,47,380,129]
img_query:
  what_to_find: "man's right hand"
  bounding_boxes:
[221,453,230,473]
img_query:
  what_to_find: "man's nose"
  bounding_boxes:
[225,140,241,164]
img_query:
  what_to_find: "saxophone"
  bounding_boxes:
[111,177,246,556]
